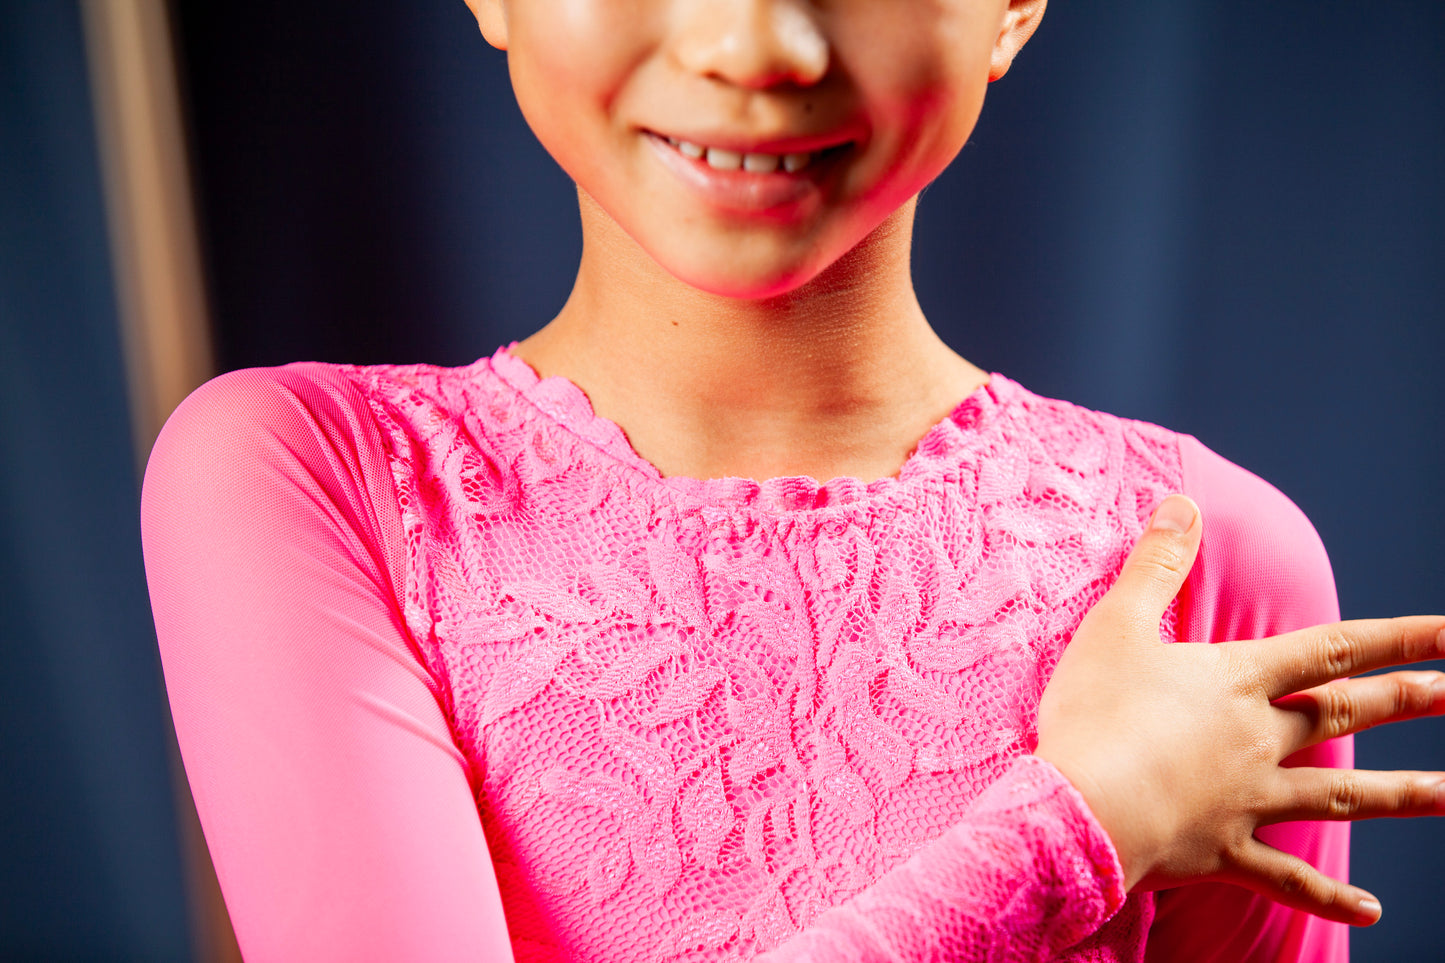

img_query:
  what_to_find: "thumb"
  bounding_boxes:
[1104,494,1203,624]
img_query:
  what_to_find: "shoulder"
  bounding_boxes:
[1175,435,1339,644]
[144,363,383,497]
[141,363,405,576]
[994,376,1182,468]
[991,378,1338,642]
[989,375,1185,532]
[149,361,377,443]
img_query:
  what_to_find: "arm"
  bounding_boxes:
[756,755,1128,962]
[146,366,1133,963]
[1145,436,1350,962]
[142,366,517,963]
[767,441,1437,963]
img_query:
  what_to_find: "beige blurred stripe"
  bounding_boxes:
[82,0,214,465]
[81,2,238,962]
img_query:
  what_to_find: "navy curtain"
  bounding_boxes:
[3,0,1440,957]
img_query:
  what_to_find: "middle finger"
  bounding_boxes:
[1273,670,1445,752]
[1264,767,1445,824]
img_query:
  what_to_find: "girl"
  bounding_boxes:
[141,0,1445,959]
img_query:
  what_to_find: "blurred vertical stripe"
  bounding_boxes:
[81,0,212,466]
[79,2,235,960]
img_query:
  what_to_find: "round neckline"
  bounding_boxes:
[483,344,1016,513]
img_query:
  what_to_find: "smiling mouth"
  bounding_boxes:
[644,130,855,214]
[646,131,854,175]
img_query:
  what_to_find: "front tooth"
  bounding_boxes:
[782,152,812,173]
[743,152,780,173]
[705,147,743,171]
[678,140,704,159]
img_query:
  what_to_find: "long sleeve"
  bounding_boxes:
[757,755,1128,962]
[141,366,517,962]
[1145,436,1351,962]
[144,364,1140,963]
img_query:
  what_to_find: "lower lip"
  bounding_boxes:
[644,132,847,216]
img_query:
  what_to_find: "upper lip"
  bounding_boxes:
[644,127,859,155]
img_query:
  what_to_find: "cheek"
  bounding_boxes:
[505,1,649,156]
[845,16,997,201]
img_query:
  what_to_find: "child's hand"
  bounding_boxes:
[1034,494,1445,926]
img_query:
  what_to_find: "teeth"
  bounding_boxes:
[705,147,743,171]
[667,135,818,174]
[743,152,780,173]
[783,152,812,172]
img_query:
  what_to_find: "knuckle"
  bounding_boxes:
[1121,558,1181,599]
[1313,880,1346,914]
[1231,655,1269,699]
[1318,684,1356,740]
[1394,674,1435,717]
[1275,861,1316,900]
[1324,773,1366,818]
[1317,629,1359,680]
[1142,540,1191,578]
[1397,619,1429,661]
[1399,776,1438,811]
[1219,836,1255,873]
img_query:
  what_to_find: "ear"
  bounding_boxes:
[989,0,1046,82]
[462,0,509,51]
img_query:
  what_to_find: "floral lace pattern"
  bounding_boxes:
[347,347,1182,962]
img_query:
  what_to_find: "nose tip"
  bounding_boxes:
[673,0,830,89]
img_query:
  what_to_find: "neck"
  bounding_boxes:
[512,192,986,483]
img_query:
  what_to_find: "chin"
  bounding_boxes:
[647,241,832,302]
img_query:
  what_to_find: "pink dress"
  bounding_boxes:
[141,347,1349,962]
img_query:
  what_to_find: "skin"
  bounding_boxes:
[1038,495,1445,925]
[459,0,1445,929]
[462,0,1044,483]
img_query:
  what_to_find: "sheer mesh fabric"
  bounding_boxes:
[142,347,1347,962]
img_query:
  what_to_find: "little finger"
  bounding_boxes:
[1227,839,1382,926]
[1265,767,1445,824]
[1273,671,1445,750]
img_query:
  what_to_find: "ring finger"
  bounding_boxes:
[1264,767,1445,824]
[1273,670,1445,751]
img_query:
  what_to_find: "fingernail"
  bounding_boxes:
[1436,627,1445,655]
[1358,897,1382,924]
[1433,778,1445,812]
[1149,495,1197,534]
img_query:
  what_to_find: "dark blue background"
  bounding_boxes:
[4,0,1440,958]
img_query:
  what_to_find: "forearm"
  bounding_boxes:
[757,756,1126,962]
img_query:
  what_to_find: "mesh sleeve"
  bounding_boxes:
[1145,434,1350,963]
[141,365,516,962]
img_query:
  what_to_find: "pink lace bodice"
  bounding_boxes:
[142,347,1349,962]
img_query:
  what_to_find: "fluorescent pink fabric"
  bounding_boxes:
[141,347,1349,962]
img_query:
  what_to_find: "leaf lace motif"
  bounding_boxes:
[354,357,1183,962]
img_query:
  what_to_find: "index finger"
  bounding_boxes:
[1243,616,1445,700]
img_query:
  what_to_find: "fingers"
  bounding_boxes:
[1274,670,1445,749]
[1100,494,1202,627]
[1248,616,1445,700]
[1229,839,1382,926]
[1265,767,1445,824]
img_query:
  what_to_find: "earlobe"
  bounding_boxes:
[462,0,510,51]
[988,0,1046,82]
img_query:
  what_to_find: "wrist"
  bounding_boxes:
[1032,749,1150,891]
